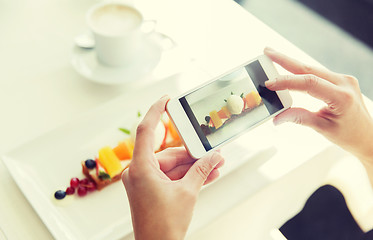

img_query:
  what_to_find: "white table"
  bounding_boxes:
[1,0,373,239]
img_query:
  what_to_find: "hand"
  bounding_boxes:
[264,47,373,170]
[122,96,225,240]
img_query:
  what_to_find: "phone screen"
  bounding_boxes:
[179,60,284,151]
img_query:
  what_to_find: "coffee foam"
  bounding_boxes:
[91,5,142,35]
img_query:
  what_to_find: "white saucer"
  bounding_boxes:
[71,37,162,85]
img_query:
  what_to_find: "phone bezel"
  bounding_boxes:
[166,55,292,158]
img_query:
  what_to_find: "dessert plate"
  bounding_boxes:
[71,36,162,85]
[1,79,275,240]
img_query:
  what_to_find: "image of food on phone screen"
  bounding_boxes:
[179,60,284,151]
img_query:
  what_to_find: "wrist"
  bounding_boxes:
[134,224,185,240]
[350,118,373,165]
[132,213,187,240]
[359,159,373,188]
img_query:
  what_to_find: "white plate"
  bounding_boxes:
[2,82,179,240]
[1,77,276,240]
[71,36,162,85]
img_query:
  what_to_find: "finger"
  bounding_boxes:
[182,151,225,192]
[203,169,220,185]
[121,169,129,187]
[164,154,224,180]
[264,47,341,85]
[165,163,193,180]
[265,74,343,104]
[273,107,330,132]
[132,96,170,161]
[167,165,222,182]
[157,147,196,172]
[215,156,225,169]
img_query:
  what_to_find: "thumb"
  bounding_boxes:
[182,151,224,192]
[274,107,328,132]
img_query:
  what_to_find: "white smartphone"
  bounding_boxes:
[166,55,292,158]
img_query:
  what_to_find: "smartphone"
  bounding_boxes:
[166,55,292,158]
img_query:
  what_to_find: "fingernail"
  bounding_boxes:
[273,117,287,126]
[210,151,223,165]
[265,79,276,88]
[160,94,169,100]
[264,47,275,54]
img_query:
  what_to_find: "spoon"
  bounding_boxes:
[74,32,95,49]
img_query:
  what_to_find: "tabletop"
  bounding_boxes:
[1,0,373,239]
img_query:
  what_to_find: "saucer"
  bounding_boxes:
[71,37,162,85]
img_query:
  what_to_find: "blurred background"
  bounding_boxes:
[235,0,373,99]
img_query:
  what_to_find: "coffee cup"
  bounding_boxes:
[86,2,153,67]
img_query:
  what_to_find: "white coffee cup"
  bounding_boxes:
[86,2,149,67]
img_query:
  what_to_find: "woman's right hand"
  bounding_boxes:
[264,47,373,176]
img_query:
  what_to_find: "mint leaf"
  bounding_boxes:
[240,93,244,98]
[98,171,111,180]
[119,128,130,135]
[137,111,141,117]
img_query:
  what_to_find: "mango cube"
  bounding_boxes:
[113,139,134,160]
[98,146,123,178]
[217,106,231,119]
[210,110,223,129]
